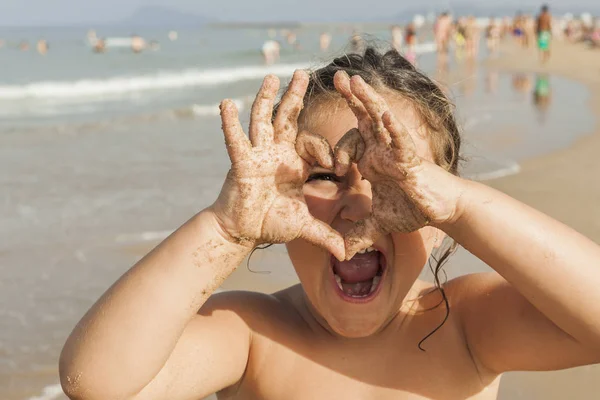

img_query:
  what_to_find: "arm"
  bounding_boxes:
[442,180,600,374]
[59,71,344,400]
[59,211,252,400]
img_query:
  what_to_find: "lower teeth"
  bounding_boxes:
[334,274,382,297]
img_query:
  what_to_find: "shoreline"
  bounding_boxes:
[485,40,600,242]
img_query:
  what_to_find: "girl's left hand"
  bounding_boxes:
[332,71,464,259]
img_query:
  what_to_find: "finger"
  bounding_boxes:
[300,217,346,262]
[333,71,370,129]
[344,217,384,260]
[349,75,392,144]
[296,130,334,169]
[333,128,365,176]
[382,111,419,160]
[273,70,309,143]
[220,99,251,163]
[249,75,279,147]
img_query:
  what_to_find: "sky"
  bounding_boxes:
[0,0,597,26]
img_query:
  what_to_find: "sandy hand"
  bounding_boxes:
[211,71,345,261]
[333,71,459,259]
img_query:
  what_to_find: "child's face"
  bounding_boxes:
[286,98,442,338]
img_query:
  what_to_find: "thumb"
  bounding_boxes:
[344,217,384,260]
[296,130,334,169]
[334,128,365,176]
[299,217,345,262]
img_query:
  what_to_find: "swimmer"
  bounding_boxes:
[536,5,553,64]
[93,38,106,53]
[131,35,146,53]
[261,39,280,65]
[37,39,49,55]
[60,47,600,400]
[19,41,30,51]
[319,32,331,51]
[320,32,332,52]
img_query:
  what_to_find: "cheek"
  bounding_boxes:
[390,231,432,273]
[303,184,340,223]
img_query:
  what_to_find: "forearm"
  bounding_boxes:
[441,180,600,346]
[60,209,251,399]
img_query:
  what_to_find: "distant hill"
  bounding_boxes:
[115,6,211,28]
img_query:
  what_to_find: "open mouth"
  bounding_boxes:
[330,247,387,303]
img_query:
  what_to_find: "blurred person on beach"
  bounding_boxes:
[320,32,332,52]
[512,12,526,47]
[523,15,536,48]
[454,18,467,59]
[60,45,600,400]
[391,25,403,52]
[350,31,363,53]
[485,17,501,56]
[131,35,146,53]
[92,38,107,53]
[19,41,30,51]
[535,5,553,64]
[434,12,452,54]
[465,16,480,59]
[261,40,280,65]
[404,23,417,64]
[36,39,49,55]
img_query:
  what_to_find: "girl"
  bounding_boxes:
[60,48,600,400]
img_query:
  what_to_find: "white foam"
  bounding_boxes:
[115,230,174,243]
[0,63,309,101]
[28,384,64,400]
[467,162,522,181]
[189,97,248,117]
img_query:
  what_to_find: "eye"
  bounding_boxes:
[305,172,340,183]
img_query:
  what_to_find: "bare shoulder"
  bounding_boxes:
[200,286,306,329]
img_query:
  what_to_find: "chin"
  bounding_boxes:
[325,313,388,338]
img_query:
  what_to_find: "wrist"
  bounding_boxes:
[432,175,472,232]
[199,206,257,251]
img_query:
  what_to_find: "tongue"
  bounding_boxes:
[341,281,373,296]
[333,252,380,283]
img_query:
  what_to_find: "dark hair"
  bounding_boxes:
[541,5,549,13]
[270,46,462,349]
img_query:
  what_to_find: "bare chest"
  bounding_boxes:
[225,332,499,400]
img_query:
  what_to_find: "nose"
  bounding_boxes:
[339,176,372,223]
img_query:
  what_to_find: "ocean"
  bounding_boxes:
[0,24,595,399]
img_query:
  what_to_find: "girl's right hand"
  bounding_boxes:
[210,71,345,261]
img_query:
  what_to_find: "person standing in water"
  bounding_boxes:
[536,5,553,64]
[320,32,332,52]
